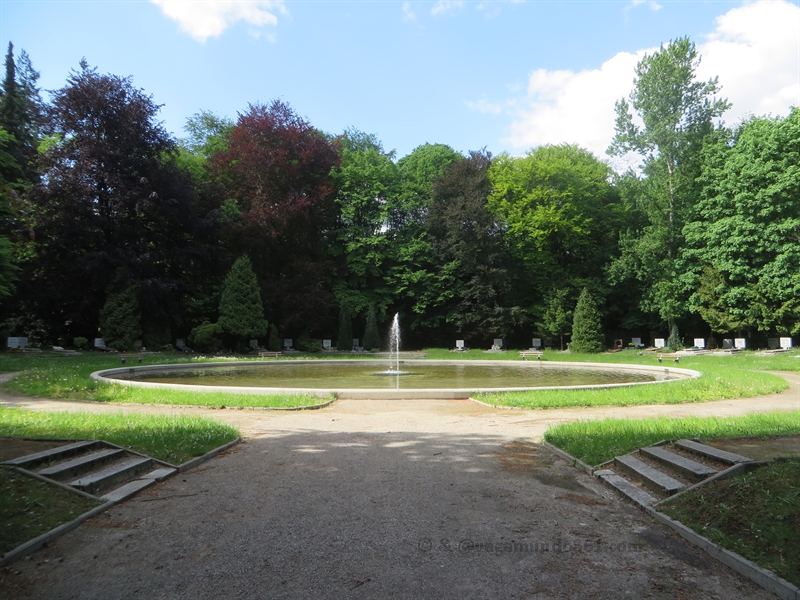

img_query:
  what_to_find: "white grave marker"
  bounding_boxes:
[94,338,105,348]
[734,338,747,349]
[7,337,28,349]
[532,338,541,348]
[284,339,293,350]
[323,339,331,349]
[353,339,359,348]
[780,337,793,349]
[694,338,705,348]
[632,337,642,348]
[654,338,665,349]
[493,339,503,348]
[456,340,465,349]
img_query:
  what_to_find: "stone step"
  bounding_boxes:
[139,467,177,481]
[595,470,659,507]
[37,448,124,481]
[3,440,101,469]
[70,456,153,495]
[614,454,685,496]
[674,439,752,465]
[640,446,718,482]
[101,478,155,503]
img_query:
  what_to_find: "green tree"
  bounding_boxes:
[682,109,800,335]
[218,255,268,349]
[569,289,604,353]
[267,323,281,352]
[537,288,572,351]
[362,305,381,351]
[99,270,141,351]
[189,320,224,353]
[607,37,730,330]
[667,324,681,351]
[337,299,353,351]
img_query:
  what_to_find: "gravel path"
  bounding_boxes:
[0,373,797,599]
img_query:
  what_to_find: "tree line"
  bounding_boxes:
[0,38,797,352]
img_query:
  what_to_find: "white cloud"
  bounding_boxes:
[493,0,800,165]
[629,0,663,11]
[151,0,287,42]
[402,1,417,22]
[431,0,464,17]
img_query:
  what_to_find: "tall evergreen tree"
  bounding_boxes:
[362,305,381,351]
[218,255,268,349]
[569,289,605,353]
[99,269,141,351]
[337,299,353,351]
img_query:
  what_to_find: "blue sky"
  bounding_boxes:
[2,0,798,162]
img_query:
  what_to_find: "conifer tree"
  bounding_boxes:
[99,270,141,351]
[337,300,353,351]
[362,305,381,351]
[218,255,268,349]
[267,323,281,352]
[569,289,605,353]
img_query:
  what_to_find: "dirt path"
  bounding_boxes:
[0,373,797,599]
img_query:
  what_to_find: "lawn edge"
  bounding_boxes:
[542,441,800,600]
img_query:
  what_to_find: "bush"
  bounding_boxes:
[189,321,224,353]
[296,330,323,353]
[267,324,281,352]
[569,288,605,353]
[218,255,268,348]
[73,337,88,350]
[668,324,681,351]
[99,269,141,351]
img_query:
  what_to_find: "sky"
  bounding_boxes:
[1,0,799,165]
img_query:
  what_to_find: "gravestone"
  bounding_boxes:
[176,339,187,350]
[632,337,642,348]
[456,340,465,349]
[734,338,747,349]
[493,339,503,348]
[780,337,793,349]
[353,339,359,348]
[7,337,28,349]
[654,338,665,349]
[323,339,331,349]
[532,338,541,348]
[250,339,258,349]
[94,338,105,348]
[694,338,705,348]
[284,339,293,350]
[723,339,733,349]
[768,338,780,350]
[133,340,142,351]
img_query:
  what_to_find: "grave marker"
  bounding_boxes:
[694,338,705,348]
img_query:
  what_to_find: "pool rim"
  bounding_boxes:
[90,359,701,400]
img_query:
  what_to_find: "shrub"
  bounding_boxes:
[189,321,224,353]
[569,288,605,353]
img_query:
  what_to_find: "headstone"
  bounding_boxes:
[632,337,642,348]
[7,337,28,349]
[284,339,293,350]
[133,340,142,350]
[654,338,665,349]
[723,339,733,349]
[494,339,503,348]
[734,338,747,349]
[694,338,705,348]
[352,339,359,348]
[250,339,258,349]
[323,339,331,349]
[456,340,465,349]
[176,338,186,349]
[780,337,793,349]
[768,338,779,350]
[94,338,105,348]
[531,338,541,348]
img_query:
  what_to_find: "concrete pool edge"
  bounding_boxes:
[90,360,701,401]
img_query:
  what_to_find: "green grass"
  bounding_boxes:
[0,407,240,464]
[660,458,800,587]
[543,411,800,466]
[0,467,102,555]
[1,348,797,409]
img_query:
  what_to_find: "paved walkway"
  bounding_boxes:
[0,373,797,599]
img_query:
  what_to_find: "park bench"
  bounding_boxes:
[519,350,543,360]
[657,352,680,363]
[258,351,282,359]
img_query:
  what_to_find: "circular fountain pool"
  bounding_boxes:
[92,360,699,400]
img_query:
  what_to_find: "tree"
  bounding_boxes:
[99,269,141,351]
[267,323,281,352]
[0,43,42,181]
[537,288,572,350]
[218,255,268,348]
[189,320,224,353]
[22,61,208,341]
[607,37,730,329]
[211,101,340,334]
[337,299,353,351]
[682,109,800,335]
[362,305,381,351]
[667,323,681,351]
[569,289,605,353]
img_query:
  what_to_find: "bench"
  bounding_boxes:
[657,353,680,363]
[258,351,282,359]
[519,351,543,360]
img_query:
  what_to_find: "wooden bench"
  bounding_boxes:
[258,351,282,359]
[519,350,543,360]
[656,352,680,363]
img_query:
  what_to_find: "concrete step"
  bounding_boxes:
[37,448,124,481]
[595,470,659,507]
[139,467,177,481]
[614,454,685,496]
[101,478,155,503]
[70,456,153,495]
[640,446,717,482]
[674,439,752,465]
[2,440,101,469]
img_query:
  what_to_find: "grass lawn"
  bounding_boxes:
[0,348,797,409]
[660,458,800,587]
[543,411,800,467]
[0,467,103,556]
[0,407,240,464]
